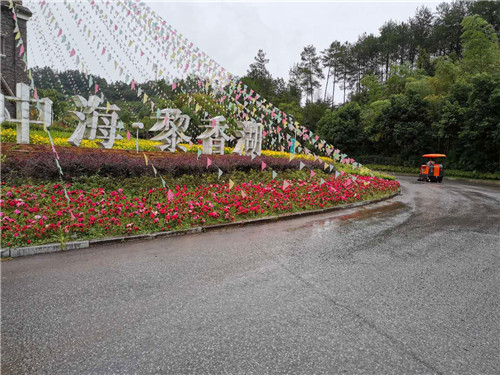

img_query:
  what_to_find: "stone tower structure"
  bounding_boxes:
[1,0,32,118]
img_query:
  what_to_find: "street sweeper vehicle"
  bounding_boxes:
[418,154,446,182]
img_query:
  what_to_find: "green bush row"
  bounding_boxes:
[365,164,500,180]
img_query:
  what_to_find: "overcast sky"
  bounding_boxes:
[27,0,450,103]
[149,1,449,81]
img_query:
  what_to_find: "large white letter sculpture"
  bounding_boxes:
[0,82,53,144]
[197,116,230,155]
[149,108,191,152]
[232,120,263,157]
[68,95,123,149]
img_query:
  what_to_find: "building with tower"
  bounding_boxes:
[1,0,32,118]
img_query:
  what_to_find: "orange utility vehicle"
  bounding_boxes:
[418,154,446,182]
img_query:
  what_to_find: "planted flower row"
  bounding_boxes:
[0,127,334,164]
[0,175,400,248]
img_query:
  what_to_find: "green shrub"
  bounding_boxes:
[365,164,500,180]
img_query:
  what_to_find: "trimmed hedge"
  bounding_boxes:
[1,148,327,181]
[366,164,500,180]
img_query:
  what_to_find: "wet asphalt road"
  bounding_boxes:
[1,175,499,374]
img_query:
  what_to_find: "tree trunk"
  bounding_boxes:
[310,77,314,103]
[385,54,389,81]
[343,71,347,104]
[357,64,361,92]
[331,67,336,107]
[309,62,314,103]
[324,66,330,102]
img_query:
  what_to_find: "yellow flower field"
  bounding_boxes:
[0,128,333,162]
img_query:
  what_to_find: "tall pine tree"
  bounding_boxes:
[298,45,324,103]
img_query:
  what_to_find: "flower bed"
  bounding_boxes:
[0,175,400,248]
[0,127,334,163]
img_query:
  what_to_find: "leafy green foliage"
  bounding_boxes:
[297,45,324,103]
[301,100,329,132]
[315,12,500,173]
[461,15,500,74]
[316,102,366,153]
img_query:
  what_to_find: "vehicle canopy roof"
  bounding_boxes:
[422,154,446,158]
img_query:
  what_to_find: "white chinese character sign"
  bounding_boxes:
[0,83,53,144]
[149,108,191,152]
[233,120,263,157]
[68,95,123,149]
[197,116,230,155]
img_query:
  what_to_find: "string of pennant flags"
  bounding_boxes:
[27,0,358,163]
[8,1,79,219]
[16,0,367,194]
[31,0,359,163]
[29,2,224,191]
[35,1,275,152]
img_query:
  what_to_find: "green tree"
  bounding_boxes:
[302,100,329,132]
[242,49,275,99]
[409,6,434,61]
[349,33,382,93]
[286,64,303,104]
[383,64,416,97]
[434,99,464,159]
[37,89,69,123]
[277,101,303,124]
[350,74,382,105]
[361,99,391,143]
[416,47,432,75]
[467,0,500,34]
[379,21,400,78]
[335,42,354,104]
[456,73,500,171]
[428,57,460,96]
[360,74,383,103]
[321,41,341,104]
[247,49,271,80]
[432,1,468,57]
[405,77,433,99]
[461,15,500,74]
[297,45,324,103]
[316,102,366,154]
[374,92,435,160]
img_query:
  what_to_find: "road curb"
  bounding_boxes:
[373,171,500,185]
[2,190,400,259]
[4,241,90,258]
